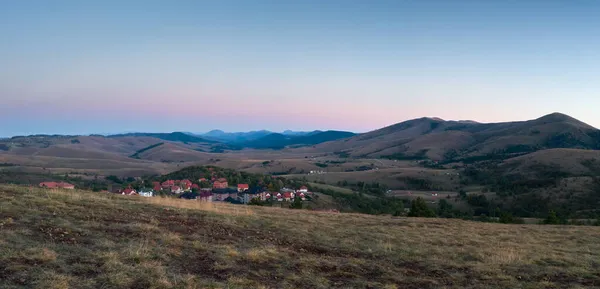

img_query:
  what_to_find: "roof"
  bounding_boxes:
[300,186,308,190]
[123,188,136,194]
[41,182,74,188]
[39,182,58,188]
[57,182,74,188]
[238,184,249,189]
[217,178,227,182]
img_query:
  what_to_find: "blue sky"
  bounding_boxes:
[1,0,599,136]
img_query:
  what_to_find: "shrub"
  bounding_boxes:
[408,197,436,218]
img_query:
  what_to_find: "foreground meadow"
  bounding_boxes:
[1,185,599,288]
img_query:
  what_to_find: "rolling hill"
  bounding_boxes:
[199,130,272,143]
[304,113,600,161]
[108,132,215,144]
[243,130,356,149]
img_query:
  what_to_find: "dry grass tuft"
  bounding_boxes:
[35,272,72,289]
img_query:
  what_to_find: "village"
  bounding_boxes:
[39,177,313,205]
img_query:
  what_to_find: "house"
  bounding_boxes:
[276,193,283,202]
[241,187,267,203]
[298,186,308,193]
[138,188,154,197]
[171,186,183,194]
[180,179,193,191]
[39,182,58,189]
[122,188,137,195]
[153,184,162,192]
[58,182,75,189]
[39,182,75,189]
[161,180,175,189]
[237,184,249,192]
[191,184,200,190]
[212,188,238,201]
[213,178,228,189]
[199,191,213,202]
[199,178,207,182]
[299,192,306,200]
[283,192,292,202]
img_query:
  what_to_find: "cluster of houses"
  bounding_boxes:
[107,176,312,204]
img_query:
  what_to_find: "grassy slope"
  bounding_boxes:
[1,186,600,289]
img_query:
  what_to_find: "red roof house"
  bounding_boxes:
[39,182,58,189]
[161,180,175,188]
[180,179,193,190]
[213,179,228,189]
[39,182,75,189]
[57,182,75,189]
[122,188,137,195]
[237,184,249,192]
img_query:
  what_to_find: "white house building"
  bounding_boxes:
[138,189,154,197]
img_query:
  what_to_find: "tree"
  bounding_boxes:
[544,210,561,225]
[393,201,405,217]
[289,197,303,209]
[408,197,436,217]
[436,199,454,218]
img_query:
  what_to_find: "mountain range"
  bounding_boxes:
[300,112,600,162]
[194,130,326,144]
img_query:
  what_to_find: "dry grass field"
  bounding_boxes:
[1,185,599,288]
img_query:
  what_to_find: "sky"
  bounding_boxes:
[1,0,600,136]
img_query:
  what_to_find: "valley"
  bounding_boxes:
[2,113,600,220]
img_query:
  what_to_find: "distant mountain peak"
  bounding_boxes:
[537,112,573,122]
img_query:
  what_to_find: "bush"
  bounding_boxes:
[289,197,303,209]
[544,210,561,225]
[408,197,436,218]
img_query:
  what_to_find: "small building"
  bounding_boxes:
[180,179,193,191]
[39,182,58,189]
[237,184,249,192]
[171,186,183,194]
[199,191,213,202]
[212,188,237,201]
[39,182,75,189]
[213,178,229,189]
[138,188,154,197]
[161,180,175,189]
[298,186,308,193]
[122,188,137,196]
